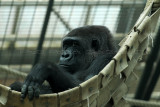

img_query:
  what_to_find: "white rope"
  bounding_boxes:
[86,90,100,107]
[87,97,90,107]
[149,33,154,47]
[119,73,122,79]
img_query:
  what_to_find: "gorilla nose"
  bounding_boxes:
[62,53,69,58]
[62,52,72,60]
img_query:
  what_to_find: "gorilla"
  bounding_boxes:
[10,25,117,100]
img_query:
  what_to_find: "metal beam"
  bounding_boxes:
[33,0,54,66]
[52,8,72,31]
[0,1,145,6]
[0,48,60,65]
[0,37,61,41]
[12,6,21,34]
[84,5,91,25]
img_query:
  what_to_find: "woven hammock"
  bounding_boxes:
[0,0,160,107]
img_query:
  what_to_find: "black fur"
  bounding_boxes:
[10,25,117,100]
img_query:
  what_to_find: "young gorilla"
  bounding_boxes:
[10,25,117,100]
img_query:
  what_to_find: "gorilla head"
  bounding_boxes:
[59,26,116,73]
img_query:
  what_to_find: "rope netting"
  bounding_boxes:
[0,0,159,107]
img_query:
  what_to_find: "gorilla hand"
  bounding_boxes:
[21,63,50,100]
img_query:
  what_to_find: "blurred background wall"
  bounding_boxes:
[0,0,147,88]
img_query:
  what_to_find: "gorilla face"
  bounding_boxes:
[59,36,99,73]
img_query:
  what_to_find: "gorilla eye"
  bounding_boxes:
[73,41,79,46]
[91,39,99,51]
[63,43,69,50]
[63,45,67,50]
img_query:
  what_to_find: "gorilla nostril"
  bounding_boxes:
[62,53,70,58]
[65,54,69,58]
[62,54,65,57]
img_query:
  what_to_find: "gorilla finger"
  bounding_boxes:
[21,79,31,97]
[34,83,40,98]
[21,76,32,99]
[21,84,28,99]
[28,82,35,100]
[34,88,40,98]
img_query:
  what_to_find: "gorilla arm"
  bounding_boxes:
[20,54,112,100]
[21,62,80,100]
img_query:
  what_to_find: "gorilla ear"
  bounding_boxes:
[91,39,99,51]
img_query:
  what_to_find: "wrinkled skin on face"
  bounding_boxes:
[59,36,96,73]
[10,25,117,101]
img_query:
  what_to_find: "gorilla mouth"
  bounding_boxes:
[59,64,70,68]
